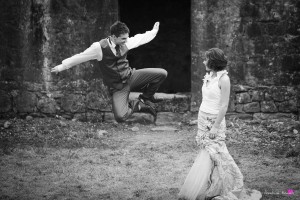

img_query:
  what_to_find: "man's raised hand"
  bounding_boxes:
[153,22,160,31]
[50,64,62,73]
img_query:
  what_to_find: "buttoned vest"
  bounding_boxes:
[99,38,132,90]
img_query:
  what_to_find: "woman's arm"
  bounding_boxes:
[209,74,230,138]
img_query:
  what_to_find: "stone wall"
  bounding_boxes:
[191,0,300,119]
[227,85,299,120]
[0,0,299,121]
[0,0,117,121]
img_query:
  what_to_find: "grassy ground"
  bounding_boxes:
[0,117,299,200]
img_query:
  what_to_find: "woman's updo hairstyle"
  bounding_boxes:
[205,48,228,71]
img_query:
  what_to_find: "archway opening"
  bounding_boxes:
[119,0,191,93]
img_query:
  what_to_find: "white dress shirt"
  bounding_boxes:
[54,28,158,72]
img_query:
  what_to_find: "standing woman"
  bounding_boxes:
[178,48,260,200]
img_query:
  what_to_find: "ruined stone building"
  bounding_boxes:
[0,0,299,122]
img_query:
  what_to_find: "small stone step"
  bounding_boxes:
[102,93,192,125]
[104,112,188,125]
[104,92,190,126]
[129,92,190,113]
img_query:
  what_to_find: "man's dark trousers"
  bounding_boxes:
[112,68,167,122]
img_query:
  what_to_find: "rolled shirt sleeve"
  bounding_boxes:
[58,42,102,72]
[126,28,158,50]
[55,27,158,72]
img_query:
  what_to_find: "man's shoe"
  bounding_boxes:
[138,94,163,104]
[137,99,157,121]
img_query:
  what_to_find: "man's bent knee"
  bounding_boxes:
[159,68,168,79]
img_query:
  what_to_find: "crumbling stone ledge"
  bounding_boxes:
[227,85,299,120]
[0,81,299,123]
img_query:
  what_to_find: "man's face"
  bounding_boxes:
[113,33,129,45]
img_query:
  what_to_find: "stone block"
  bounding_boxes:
[61,114,72,120]
[274,21,287,36]
[103,112,154,124]
[73,113,87,122]
[37,97,58,114]
[15,91,37,113]
[0,90,11,113]
[264,92,273,101]
[227,99,236,112]
[257,2,283,22]
[23,81,43,92]
[31,113,47,118]
[266,23,278,36]
[235,104,244,113]
[270,86,296,102]
[244,102,260,113]
[232,85,252,92]
[250,90,264,102]
[49,91,64,98]
[89,79,109,93]
[226,113,253,120]
[240,2,259,18]
[127,113,154,124]
[236,92,251,104]
[151,126,178,132]
[86,91,112,111]
[129,92,190,113]
[0,81,19,91]
[254,37,268,54]
[61,94,86,113]
[58,79,89,92]
[155,98,190,112]
[276,100,298,112]
[282,55,300,72]
[103,112,116,123]
[297,88,300,108]
[261,101,278,112]
[246,22,262,38]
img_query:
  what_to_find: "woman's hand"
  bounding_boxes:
[209,126,219,139]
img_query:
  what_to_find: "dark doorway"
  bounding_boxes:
[119,0,191,93]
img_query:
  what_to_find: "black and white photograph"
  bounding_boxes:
[0,0,299,199]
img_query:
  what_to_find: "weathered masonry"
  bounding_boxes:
[0,0,299,122]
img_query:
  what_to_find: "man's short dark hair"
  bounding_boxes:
[205,48,228,71]
[110,21,130,37]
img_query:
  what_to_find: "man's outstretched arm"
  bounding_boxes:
[126,22,160,50]
[51,42,102,73]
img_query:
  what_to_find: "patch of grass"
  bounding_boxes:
[0,117,299,199]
